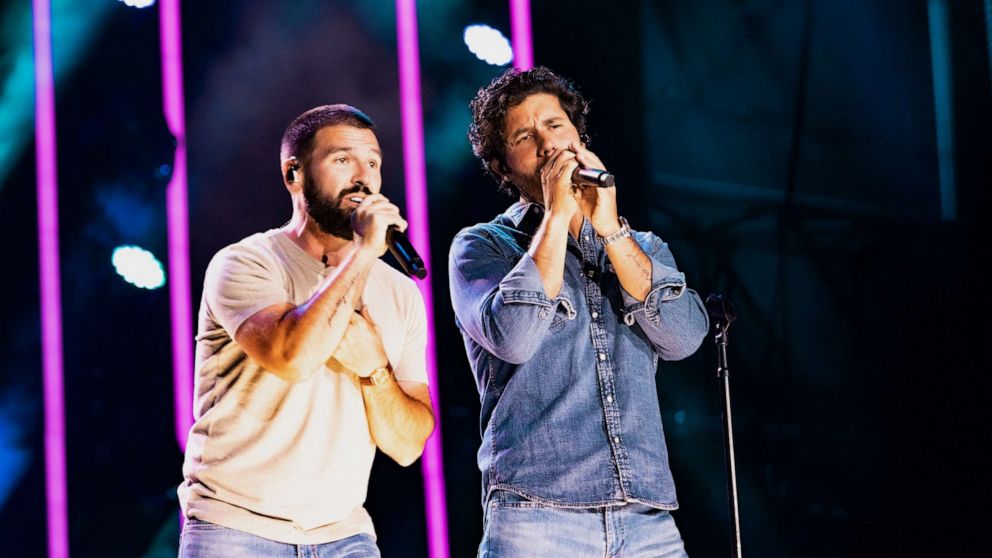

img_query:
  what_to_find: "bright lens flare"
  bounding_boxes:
[119,0,157,8]
[112,246,166,289]
[463,24,514,66]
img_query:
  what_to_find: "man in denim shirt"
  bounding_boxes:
[449,67,709,557]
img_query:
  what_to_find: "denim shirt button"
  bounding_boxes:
[586,269,595,278]
[591,311,599,319]
[613,436,620,443]
[606,395,613,403]
[598,353,606,361]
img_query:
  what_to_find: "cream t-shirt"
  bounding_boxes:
[178,229,428,544]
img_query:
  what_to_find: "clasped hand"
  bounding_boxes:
[540,142,621,236]
[327,305,388,378]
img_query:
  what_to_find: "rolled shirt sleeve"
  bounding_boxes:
[449,229,574,364]
[619,232,709,361]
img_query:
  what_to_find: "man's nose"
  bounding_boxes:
[537,131,561,157]
[352,166,374,189]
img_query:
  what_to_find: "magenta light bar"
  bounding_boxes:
[395,1,450,557]
[159,0,194,451]
[32,0,69,556]
[509,0,534,70]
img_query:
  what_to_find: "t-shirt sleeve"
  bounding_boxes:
[392,281,429,385]
[203,244,290,338]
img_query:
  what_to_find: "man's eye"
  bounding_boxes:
[368,161,378,168]
[336,157,349,164]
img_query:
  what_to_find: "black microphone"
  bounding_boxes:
[387,226,427,279]
[705,293,737,329]
[572,167,615,188]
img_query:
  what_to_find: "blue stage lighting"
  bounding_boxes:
[463,24,513,66]
[112,245,166,289]
[119,0,156,8]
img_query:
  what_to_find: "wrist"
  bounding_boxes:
[595,219,624,238]
[543,208,573,228]
[352,241,382,262]
[359,365,393,387]
[599,216,631,247]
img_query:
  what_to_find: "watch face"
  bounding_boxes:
[371,368,385,384]
[364,367,391,386]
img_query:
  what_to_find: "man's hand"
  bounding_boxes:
[540,147,581,219]
[351,194,408,257]
[327,306,389,377]
[571,142,621,236]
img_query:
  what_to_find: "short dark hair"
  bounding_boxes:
[468,66,591,196]
[280,104,376,166]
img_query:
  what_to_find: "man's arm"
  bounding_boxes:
[449,230,573,364]
[447,148,583,364]
[528,146,580,298]
[361,379,434,466]
[570,142,652,301]
[234,193,405,383]
[588,193,709,361]
[330,307,434,465]
[573,142,708,360]
[617,233,709,361]
[234,247,375,383]
[602,232,653,301]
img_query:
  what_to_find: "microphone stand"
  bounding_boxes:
[706,294,742,558]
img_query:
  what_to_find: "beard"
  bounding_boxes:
[302,176,369,240]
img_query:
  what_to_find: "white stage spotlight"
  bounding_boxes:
[112,245,166,289]
[464,24,513,66]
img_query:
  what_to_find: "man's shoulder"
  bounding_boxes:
[203,230,288,285]
[452,215,525,251]
[211,229,284,263]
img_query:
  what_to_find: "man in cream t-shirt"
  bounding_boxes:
[178,105,435,557]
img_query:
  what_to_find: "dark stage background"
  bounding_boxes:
[1,1,990,556]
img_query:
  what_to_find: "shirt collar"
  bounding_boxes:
[502,200,545,235]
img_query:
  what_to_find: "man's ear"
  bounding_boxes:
[282,157,301,188]
[490,159,507,181]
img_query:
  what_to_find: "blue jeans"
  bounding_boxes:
[178,519,380,558]
[478,490,689,558]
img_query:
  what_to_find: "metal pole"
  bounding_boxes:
[706,294,742,558]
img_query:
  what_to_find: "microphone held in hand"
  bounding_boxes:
[572,167,615,188]
[386,226,427,279]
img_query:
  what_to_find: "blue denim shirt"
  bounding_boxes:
[448,201,709,510]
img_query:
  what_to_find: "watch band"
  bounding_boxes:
[359,366,393,387]
[601,217,631,246]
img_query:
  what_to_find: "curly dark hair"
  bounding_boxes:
[280,104,377,166]
[468,67,591,196]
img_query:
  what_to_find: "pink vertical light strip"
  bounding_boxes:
[159,0,194,451]
[32,0,69,557]
[509,0,534,70]
[395,1,450,557]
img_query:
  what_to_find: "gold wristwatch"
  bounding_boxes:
[359,366,393,387]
